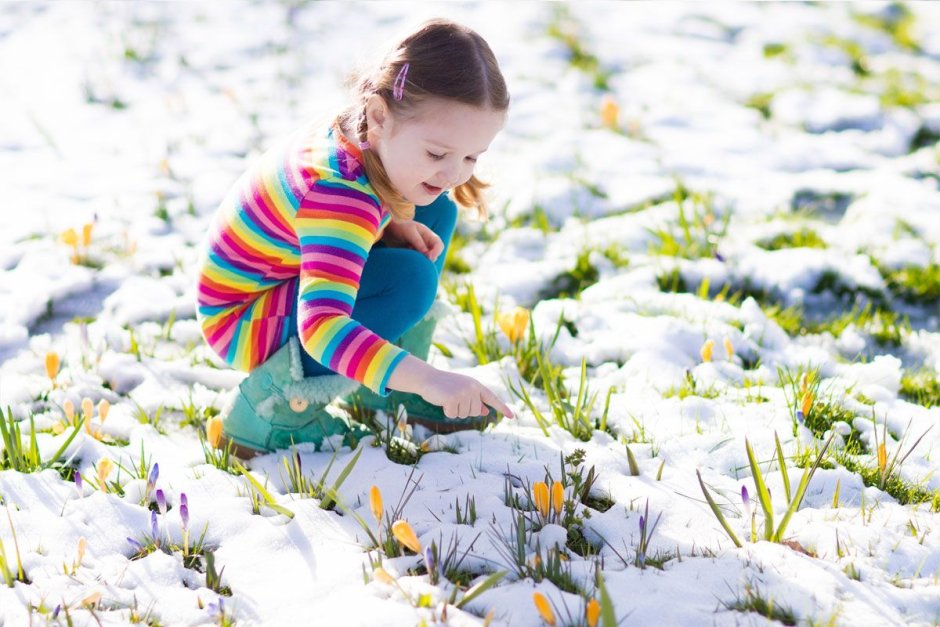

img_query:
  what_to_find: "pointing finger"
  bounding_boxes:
[481,388,514,419]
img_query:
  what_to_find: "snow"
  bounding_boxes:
[2,1,940,626]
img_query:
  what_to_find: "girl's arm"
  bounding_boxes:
[388,355,514,419]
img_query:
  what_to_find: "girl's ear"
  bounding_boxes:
[365,94,390,138]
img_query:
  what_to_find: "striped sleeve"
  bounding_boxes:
[294,178,407,395]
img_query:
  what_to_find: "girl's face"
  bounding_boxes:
[367,97,506,206]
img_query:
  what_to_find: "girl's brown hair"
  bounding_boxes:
[339,19,510,221]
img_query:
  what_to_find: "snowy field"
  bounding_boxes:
[2,1,940,625]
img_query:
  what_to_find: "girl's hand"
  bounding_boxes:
[382,220,444,262]
[388,355,514,420]
[421,371,514,419]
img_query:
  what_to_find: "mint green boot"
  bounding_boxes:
[219,337,363,457]
[342,303,497,433]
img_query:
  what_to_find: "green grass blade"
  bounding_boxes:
[236,464,295,519]
[774,432,791,503]
[320,446,363,510]
[596,570,618,626]
[745,438,774,540]
[696,470,743,548]
[625,445,640,476]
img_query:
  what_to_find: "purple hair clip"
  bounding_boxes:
[393,63,409,101]
[358,140,371,151]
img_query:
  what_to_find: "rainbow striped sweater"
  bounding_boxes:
[196,119,407,394]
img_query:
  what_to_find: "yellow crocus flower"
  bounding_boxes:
[532,481,550,519]
[372,567,395,584]
[532,592,556,626]
[369,485,383,523]
[600,95,619,130]
[81,223,94,248]
[97,458,113,492]
[60,228,78,247]
[877,443,887,472]
[97,399,110,424]
[45,352,60,381]
[801,390,813,417]
[586,598,600,627]
[700,339,715,363]
[63,399,75,425]
[206,416,223,449]
[723,337,734,359]
[496,306,530,344]
[551,482,564,517]
[391,520,421,554]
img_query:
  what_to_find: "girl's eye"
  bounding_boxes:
[427,151,444,161]
[465,157,478,163]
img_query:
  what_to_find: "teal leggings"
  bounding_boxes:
[294,193,457,377]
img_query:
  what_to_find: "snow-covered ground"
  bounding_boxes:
[2,2,940,625]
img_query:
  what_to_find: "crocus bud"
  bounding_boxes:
[723,337,734,359]
[81,397,94,421]
[151,510,160,543]
[148,463,159,491]
[741,485,752,520]
[97,399,110,423]
[206,416,223,449]
[533,482,550,519]
[801,390,813,417]
[533,592,556,626]
[64,400,75,425]
[586,599,600,627]
[551,482,564,517]
[156,489,166,515]
[45,352,60,381]
[391,520,421,554]
[600,94,619,130]
[180,503,190,530]
[75,472,84,496]
[700,339,715,363]
[61,228,78,247]
[369,485,383,523]
[497,307,530,344]
[96,458,113,491]
[81,223,94,248]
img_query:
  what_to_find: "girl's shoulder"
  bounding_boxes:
[286,116,370,186]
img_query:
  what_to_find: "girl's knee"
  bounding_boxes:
[396,249,438,319]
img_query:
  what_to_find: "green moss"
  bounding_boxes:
[879,263,940,304]
[837,452,940,511]
[757,228,827,251]
[900,370,940,409]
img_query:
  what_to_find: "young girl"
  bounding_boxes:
[196,19,513,457]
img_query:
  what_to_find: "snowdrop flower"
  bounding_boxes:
[532,592,556,626]
[532,481,550,519]
[369,485,383,523]
[156,489,166,515]
[700,339,715,363]
[586,598,600,627]
[496,306,530,344]
[45,352,60,383]
[391,520,421,554]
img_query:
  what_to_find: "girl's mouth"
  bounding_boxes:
[422,183,442,194]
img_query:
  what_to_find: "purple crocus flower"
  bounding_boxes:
[180,503,190,531]
[156,489,166,515]
[150,510,160,545]
[180,492,188,510]
[148,463,159,490]
[126,537,144,552]
[52,605,61,619]
[714,250,726,262]
[796,410,805,425]
[75,472,83,496]
[741,486,752,519]
[423,545,436,576]
[639,515,646,535]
